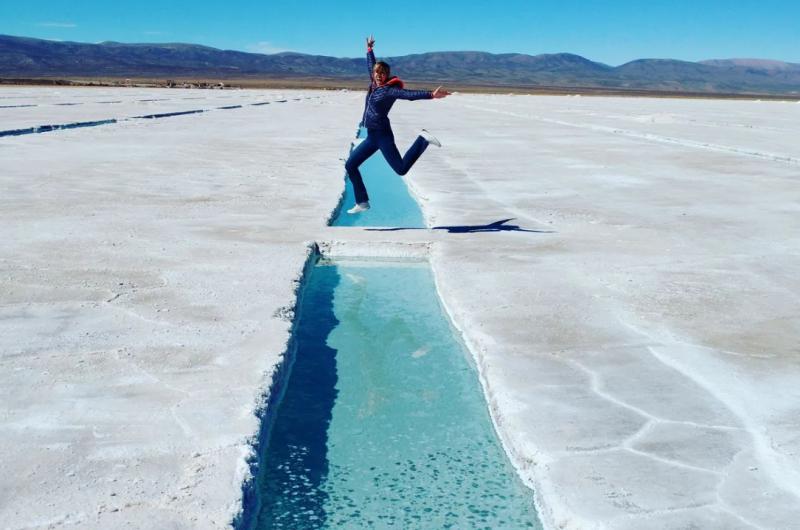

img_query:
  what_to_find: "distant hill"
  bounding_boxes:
[700,58,800,73]
[2,34,799,95]
[612,58,800,93]
[388,51,615,87]
[0,35,364,78]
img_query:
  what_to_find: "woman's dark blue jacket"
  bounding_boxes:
[361,48,432,131]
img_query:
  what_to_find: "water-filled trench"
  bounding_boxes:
[244,257,541,529]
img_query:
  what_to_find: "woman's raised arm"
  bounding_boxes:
[366,35,376,77]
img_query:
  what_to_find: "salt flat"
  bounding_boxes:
[1,88,349,528]
[1,87,799,529]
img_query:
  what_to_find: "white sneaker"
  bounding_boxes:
[420,129,441,147]
[347,202,370,214]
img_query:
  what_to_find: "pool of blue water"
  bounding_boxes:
[248,259,541,529]
[331,128,426,228]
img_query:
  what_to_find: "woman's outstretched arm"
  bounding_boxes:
[432,86,451,99]
[384,85,452,101]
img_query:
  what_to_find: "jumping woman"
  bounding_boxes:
[345,35,451,214]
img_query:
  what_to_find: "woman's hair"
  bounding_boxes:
[374,61,391,76]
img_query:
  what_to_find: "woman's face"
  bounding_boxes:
[373,67,388,85]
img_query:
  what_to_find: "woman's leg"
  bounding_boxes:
[377,131,429,176]
[344,135,379,203]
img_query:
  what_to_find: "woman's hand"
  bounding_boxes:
[432,86,451,99]
[366,35,375,48]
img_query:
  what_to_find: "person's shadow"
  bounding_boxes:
[365,218,553,234]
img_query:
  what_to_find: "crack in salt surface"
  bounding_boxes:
[606,319,800,528]
[112,348,192,399]
[170,401,195,437]
[103,303,173,327]
[459,103,800,166]
[714,491,764,530]
[646,345,800,501]
[612,501,758,529]
[562,358,744,478]
[624,447,723,476]
[565,357,673,427]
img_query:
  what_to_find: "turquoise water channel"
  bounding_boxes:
[249,259,541,529]
[331,128,426,228]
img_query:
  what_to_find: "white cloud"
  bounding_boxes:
[246,41,291,55]
[37,22,77,28]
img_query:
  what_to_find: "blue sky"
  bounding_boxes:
[1,1,798,66]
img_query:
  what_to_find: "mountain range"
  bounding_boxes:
[2,34,799,95]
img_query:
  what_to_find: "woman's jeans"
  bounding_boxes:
[344,128,428,204]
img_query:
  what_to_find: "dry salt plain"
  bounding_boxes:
[1,86,799,530]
